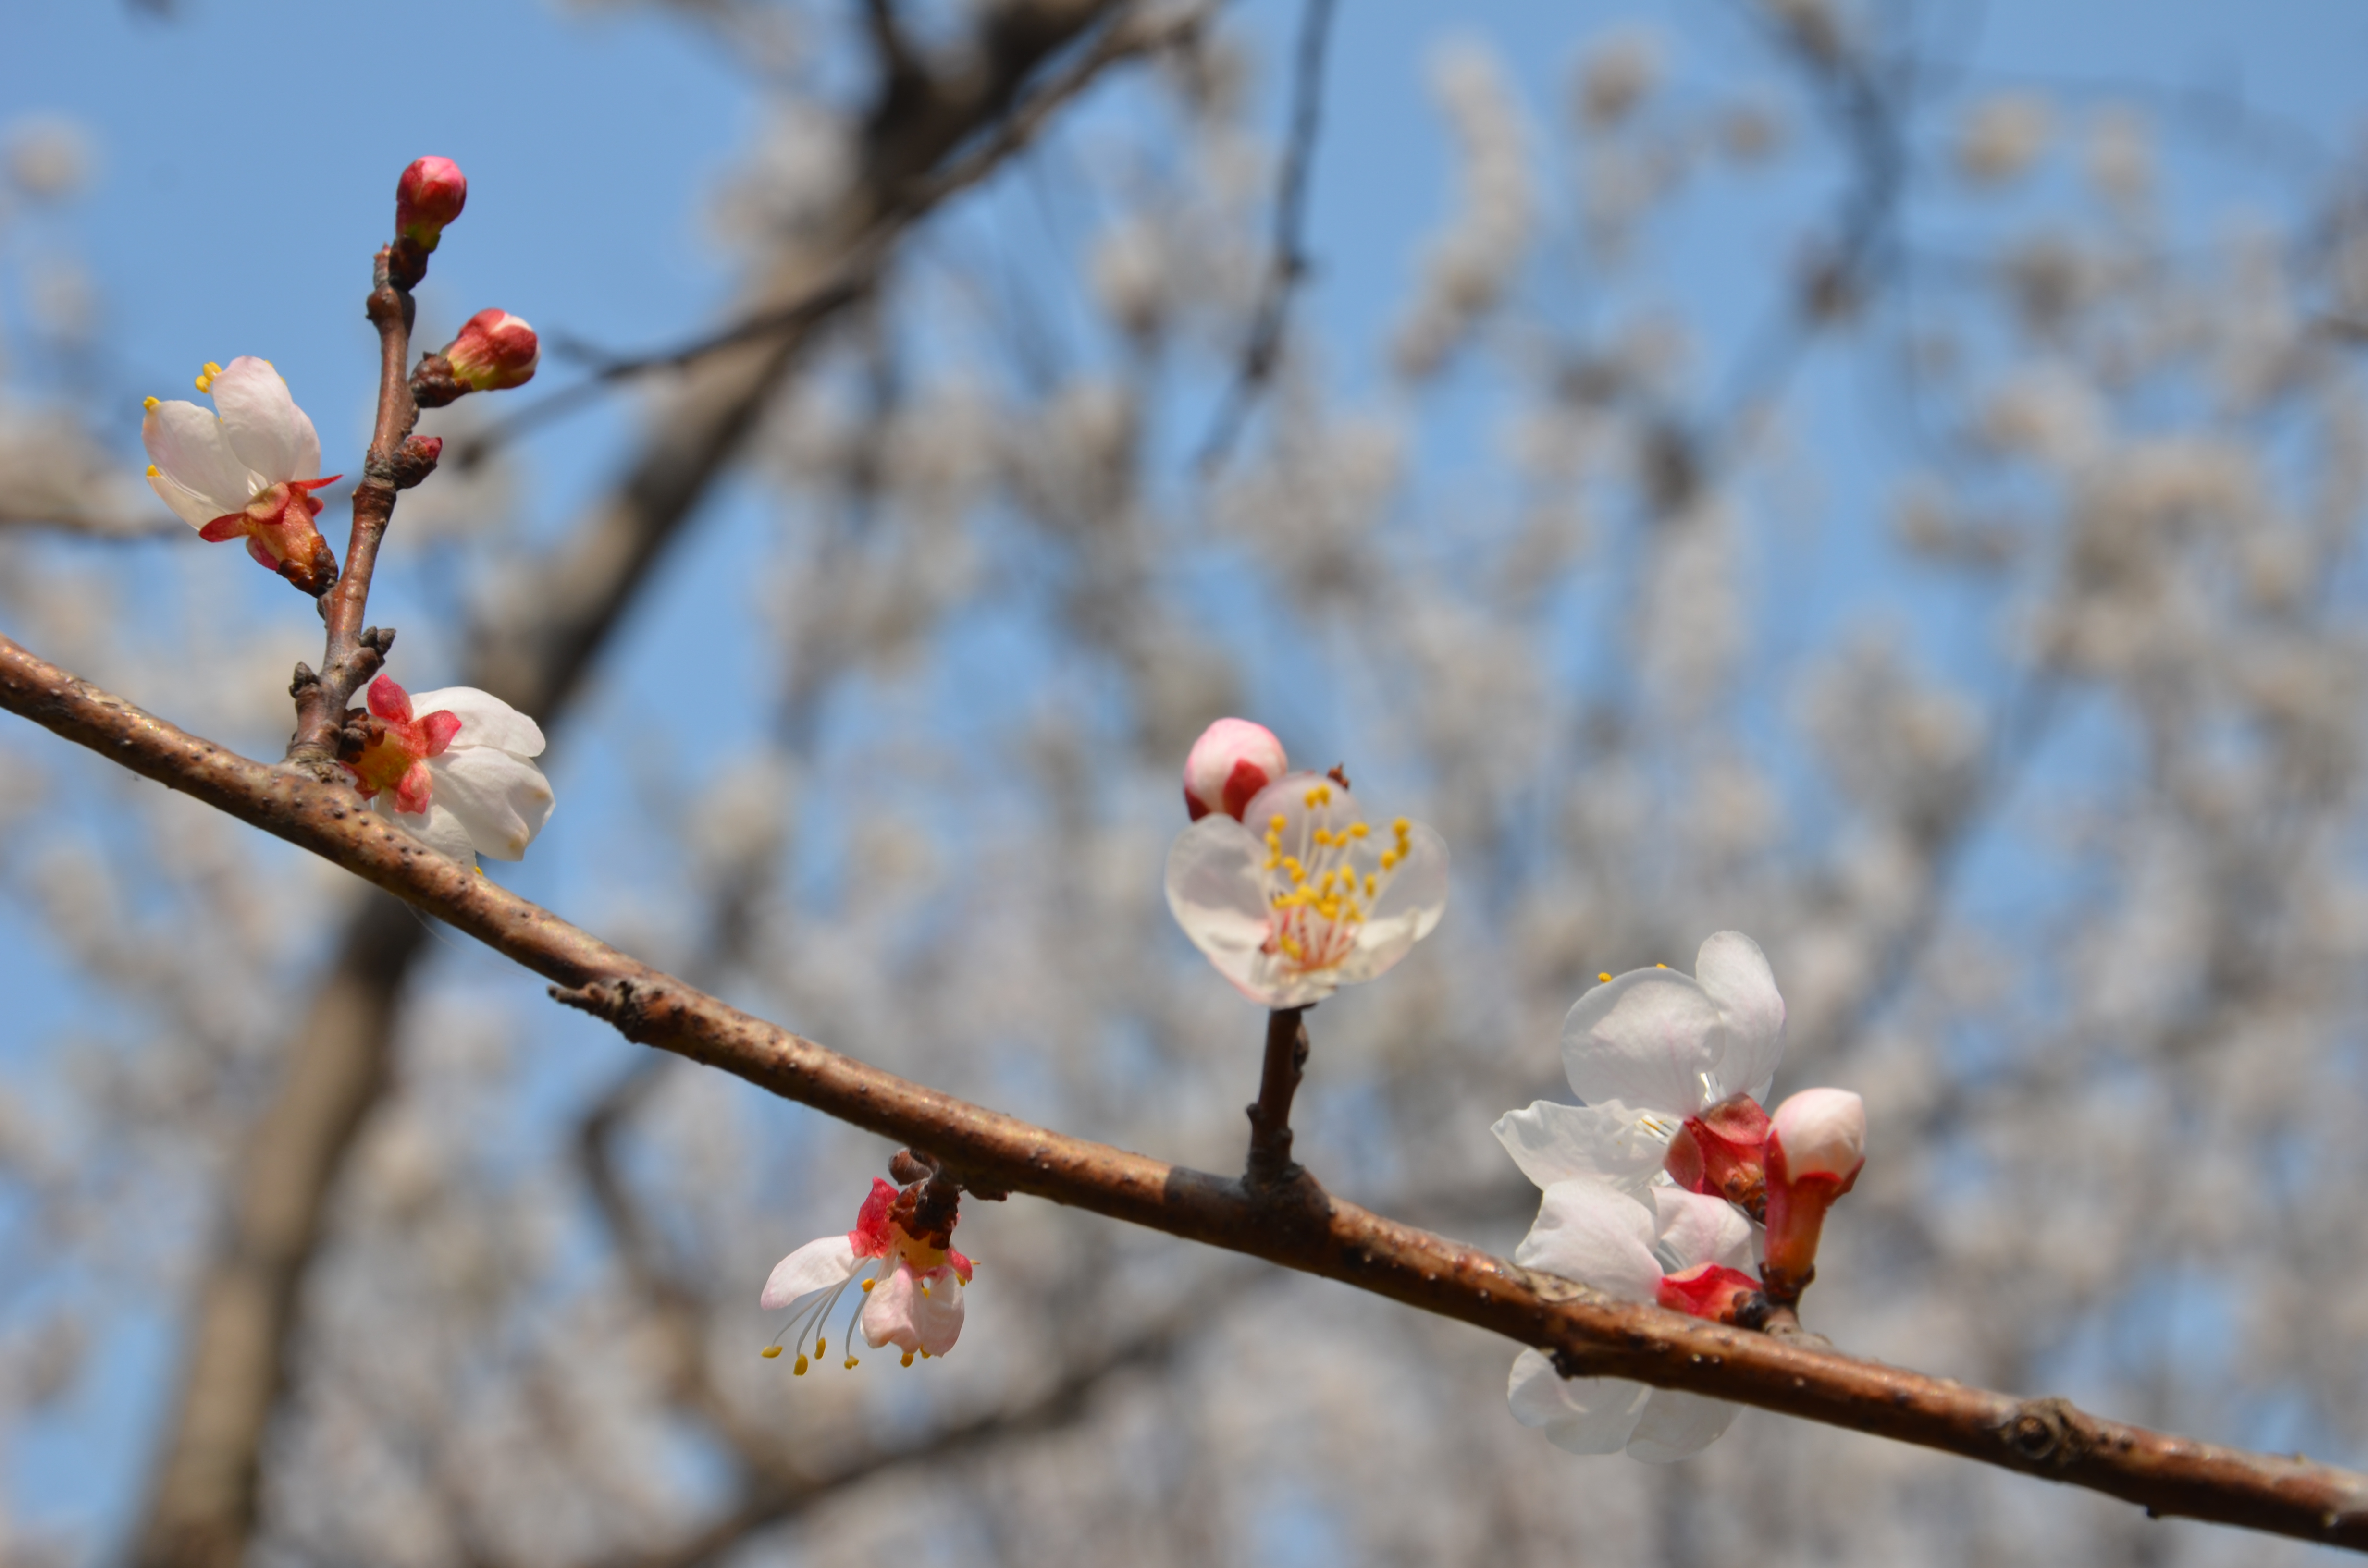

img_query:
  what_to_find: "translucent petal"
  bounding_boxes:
[759,1234,858,1310]
[142,399,252,518]
[1164,815,1281,1000]
[1337,820,1449,982]
[1650,1186,1759,1274]
[1625,1389,1740,1462]
[1507,1349,1649,1454]
[148,466,226,531]
[407,686,545,756]
[861,1265,966,1356]
[1491,1099,1666,1192]
[378,796,479,866]
[1561,970,1726,1117]
[1513,1178,1662,1301]
[210,356,320,483]
[427,747,554,861]
[1695,930,1786,1101]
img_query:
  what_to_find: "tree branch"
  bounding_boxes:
[6,634,2362,1554]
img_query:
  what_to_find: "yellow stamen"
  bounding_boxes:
[793,1355,809,1375]
[1364,873,1377,899]
[861,1278,875,1292]
[1393,817,1409,835]
[815,1336,826,1356]
[919,1348,931,1360]
[1350,821,1369,838]
[193,375,210,393]
[920,1281,930,1296]
[142,396,159,412]
[146,464,159,478]
[761,1345,782,1359]
[1598,971,1613,983]
[1270,815,1287,832]
[843,1356,860,1370]
[901,1350,916,1367]
[1380,850,1398,871]
[204,362,222,375]
[1656,963,1668,969]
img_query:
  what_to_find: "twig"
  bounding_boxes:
[450,0,1217,473]
[285,243,431,775]
[6,635,2364,1554]
[1244,1005,1310,1188]
[1195,0,1335,474]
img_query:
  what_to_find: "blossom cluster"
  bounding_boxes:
[1495,933,1866,1461]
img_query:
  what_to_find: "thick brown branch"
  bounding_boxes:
[7,635,2364,1554]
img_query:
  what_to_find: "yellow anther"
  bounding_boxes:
[142,396,159,412]
[1263,856,1280,871]
[919,1348,932,1360]
[1349,821,1369,838]
[1270,815,1287,832]
[761,1345,782,1359]
[920,1282,931,1297]
[1380,850,1398,871]
[1304,787,1325,808]
[1312,827,1332,847]
[901,1350,916,1368]
[793,1354,810,1375]
[204,362,222,375]
[861,1278,875,1293]
[844,1356,861,1370]
[1363,873,1377,899]
[814,1336,827,1356]
[1655,963,1668,970]
[193,374,211,392]
[146,464,159,478]
[1598,971,1613,984]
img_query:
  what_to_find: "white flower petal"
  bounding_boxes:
[760,1234,859,1310]
[1491,1100,1666,1192]
[426,747,554,862]
[210,356,320,483]
[142,399,252,519]
[1165,815,1283,1001]
[378,796,479,866]
[1650,1186,1759,1274]
[1624,1389,1740,1462]
[1507,1349,1649,1454]
[1339,820,1449,978]
[408,686,546,756]
[1513,1178,1663,1302]
[1561,970,1726,1117]
[861,1265,966,1356]
[1695,930,1786,1100]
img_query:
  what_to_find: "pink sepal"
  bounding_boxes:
[848,1177,898,1257]
[368,674,414,723]
[419,709,463,757]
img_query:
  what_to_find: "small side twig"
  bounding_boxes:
[1196,0,1336,474]
[285,242,438,776]
[1245,1004,1310,1188]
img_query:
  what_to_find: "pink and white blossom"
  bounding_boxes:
[1166,770,1448,1007]
[761,1178,976,1371]
[1491,931,1787,1204]
[1182,717,1288,822]
[1506,1178,1760,1461]
[1761,1087,1866,1301]
[342,675,554,867]
[142,357,341,593]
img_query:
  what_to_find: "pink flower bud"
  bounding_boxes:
[396,156,468,251]
[1760,1088,1866,1305]
[444,308,540,392]
[1182,718,1287,821]
[1663,1093,1772,1219]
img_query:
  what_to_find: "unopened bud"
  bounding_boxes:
[443,308,539,392]
[1760,1088,1866,1305]
[396,156,468,251]
[1183,718,1287,822]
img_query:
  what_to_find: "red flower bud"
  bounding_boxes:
[1182,718,1288,821]
[1663,1093,1772,1219]
[396,156,468,251]
[443,308,539,392]
[1759,1088,1866,1306]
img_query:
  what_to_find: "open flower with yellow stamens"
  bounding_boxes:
[1166,765,1449,1008]
[760,1178,976,1373]
[141,356,341,594]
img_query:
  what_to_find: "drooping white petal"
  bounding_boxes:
[1624,1389,1740,1462]
[1650,1186,1759,1274]
[759,1234,860,1310]
[377,796,480,865]
[427,746,555,861]
[1695,930,1786,1101]
[1513,1178,1663,1302]
[1561,970,1726,1117]
[408,686,546,756]
[209,357,320,483]
[1507,1349,1650,1454]
[142,399,253,520]
[1491,1100,1666,1192]
[1165,814,1281,1001]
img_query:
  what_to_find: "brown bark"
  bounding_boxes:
[7,634,2364,1555]
[114,5,1147,1562]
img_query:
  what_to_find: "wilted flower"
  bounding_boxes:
[761,1177,976,1371]
[341,675,554,867]
[1167,767,1448,1008]
[142,358,340,594]
[1507,1178,1760,1460]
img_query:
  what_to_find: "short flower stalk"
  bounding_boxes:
[762,1170,977,1372]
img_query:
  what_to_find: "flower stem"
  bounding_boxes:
[1245,1005,1311,1189]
